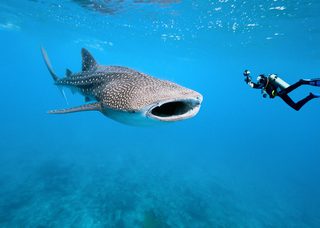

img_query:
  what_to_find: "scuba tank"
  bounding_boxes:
[268,74,290,90]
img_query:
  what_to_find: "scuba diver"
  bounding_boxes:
[243,70,320,111]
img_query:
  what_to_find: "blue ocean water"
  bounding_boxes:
[0,0,320,227]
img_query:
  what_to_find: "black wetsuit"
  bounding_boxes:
[246,75,320,111]
[277,80,317,111]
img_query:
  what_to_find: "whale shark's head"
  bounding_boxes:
[100,77,203,125]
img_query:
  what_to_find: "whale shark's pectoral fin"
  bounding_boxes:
[48,102,101,114]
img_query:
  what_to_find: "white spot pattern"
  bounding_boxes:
[56,65,200,111]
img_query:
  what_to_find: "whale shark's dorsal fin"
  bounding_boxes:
[81,48,97,72]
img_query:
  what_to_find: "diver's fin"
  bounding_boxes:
[309,78,320,87]
[48,102,101,114]
[41,47,68,104]
[66,69,73,77]
[311,93,320,98]
[81,48,97,72]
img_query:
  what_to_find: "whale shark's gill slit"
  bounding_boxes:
[151,101,192,117]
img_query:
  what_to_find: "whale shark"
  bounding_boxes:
[41,48,202,125]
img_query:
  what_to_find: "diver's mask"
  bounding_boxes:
[257,75,265,83]
[257,75,268,98]
[257,75,268,85]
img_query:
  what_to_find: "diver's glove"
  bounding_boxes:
[245,76,252,84]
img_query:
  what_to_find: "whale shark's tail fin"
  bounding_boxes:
[41,47,68,104]
[41,47,59,81]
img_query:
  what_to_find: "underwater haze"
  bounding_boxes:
[1,0,320,227]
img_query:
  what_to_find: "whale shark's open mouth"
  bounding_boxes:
[147,98,202,122]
